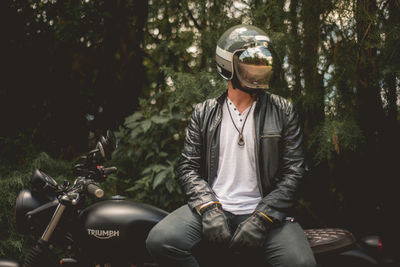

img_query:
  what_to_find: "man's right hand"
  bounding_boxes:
[199,202,232,245]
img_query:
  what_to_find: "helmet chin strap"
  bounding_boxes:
[232,73,263,97]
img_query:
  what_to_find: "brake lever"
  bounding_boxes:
[91,166,117,182]
[59,177,85,205]
[67,192,80,205]
[60,189,81,206]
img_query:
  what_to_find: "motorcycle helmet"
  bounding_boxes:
[216,24,274,89]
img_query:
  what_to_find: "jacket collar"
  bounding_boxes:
[216,90,265,106]
[216,91,227,105]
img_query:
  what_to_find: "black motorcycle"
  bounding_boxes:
[0,131,391,267]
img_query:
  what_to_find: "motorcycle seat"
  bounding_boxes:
[0,259,20,267]
[305,228,356,255]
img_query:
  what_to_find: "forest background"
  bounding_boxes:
[1,0,399,261]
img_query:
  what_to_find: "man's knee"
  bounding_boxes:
[280,250,316,267]
[265,222,316,267]
[295,254,316,267]
[146,222,190,258]
[146,224,166,256]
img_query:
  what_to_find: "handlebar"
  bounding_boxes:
[86,183,104,199]
[68,165,117,201]
[84,166,116,198]
[103,166,117,175]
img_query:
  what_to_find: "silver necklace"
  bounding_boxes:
[226,97,254,147]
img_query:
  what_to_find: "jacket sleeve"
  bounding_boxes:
[176,104,218,210]
[256,104,305,222]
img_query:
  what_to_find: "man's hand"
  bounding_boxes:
[199,202,232,245]
[230,211,274,249]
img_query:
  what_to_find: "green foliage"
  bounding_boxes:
[310,116,364,164]
[2,0,399,256]
[0,131,39,167]
[113,68,226,211]
[2,0,149,160]
[0,170,26,260]
[0,153,73,260]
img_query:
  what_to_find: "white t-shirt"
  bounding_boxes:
[211,97,261,215]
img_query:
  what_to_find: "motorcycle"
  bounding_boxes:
[0,131,393,267]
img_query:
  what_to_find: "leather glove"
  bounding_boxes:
[199,202,232,245]
[230,211,274,249]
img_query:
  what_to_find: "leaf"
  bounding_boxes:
[160,109,169,115]
[129,126,142,139]
[126,183,142,192]
[145,151,154,160]
[141,167,152,175]
[172,113,185,120]
[141,120,152,132]
[125,112,143,125]
[151,115,170,124]
[151,164,167,173]
[159,152,168,157]
[153,169,169,189]
[165,178,175,193]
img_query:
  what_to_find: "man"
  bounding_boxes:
[146,24,316,267]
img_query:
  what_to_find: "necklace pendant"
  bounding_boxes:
[238,134,245,147]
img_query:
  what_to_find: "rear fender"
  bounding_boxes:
[317,249,378,267]
[339,249,378,265]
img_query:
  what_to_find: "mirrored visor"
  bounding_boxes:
[233,46,273,89]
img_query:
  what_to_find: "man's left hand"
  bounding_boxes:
[230,211,274,249]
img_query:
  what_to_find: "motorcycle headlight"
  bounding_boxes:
[14,189,41,234]
[14,189,58,234]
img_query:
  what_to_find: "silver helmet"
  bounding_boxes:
[215,25,274,89]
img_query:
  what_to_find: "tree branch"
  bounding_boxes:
[186,6,202,31]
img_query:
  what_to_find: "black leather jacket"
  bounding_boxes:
[176,91,305,221]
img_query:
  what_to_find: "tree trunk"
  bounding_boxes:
[355,0,384,144]
[352,0,385,235]
[385,0,400,125]
[301,0,324,135]
[99,0,148,130]
[288,0,302,105]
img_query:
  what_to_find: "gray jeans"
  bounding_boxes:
[146,205,316,267]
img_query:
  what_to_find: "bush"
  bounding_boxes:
[0,69,227,260]
[0,152,73,261]
[309,116,364,164]
[113,68,226,211]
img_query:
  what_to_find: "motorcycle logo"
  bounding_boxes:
[87,228,120,239]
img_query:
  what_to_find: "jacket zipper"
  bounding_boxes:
[261,134,281,138]
[254,102,264,197]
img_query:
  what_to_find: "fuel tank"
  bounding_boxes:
[77,196,168,264]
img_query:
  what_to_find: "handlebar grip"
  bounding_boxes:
[87,183,104,198]
[103,166,117,175]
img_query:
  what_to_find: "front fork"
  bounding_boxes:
[41,203,66,242]
[23,202,67,267]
